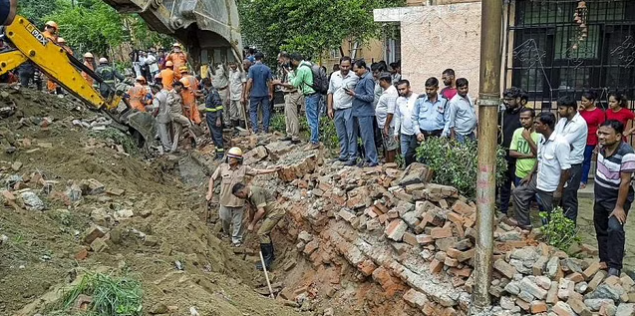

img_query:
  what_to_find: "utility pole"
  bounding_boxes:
[472,0,503,311]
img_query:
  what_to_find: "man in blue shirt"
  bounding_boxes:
[246,52,273,133]
[345,60,378,167]
[412,77,450,142]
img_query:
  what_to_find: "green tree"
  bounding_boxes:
[17,0,54,26]
[46,0,126,56]
[238,0,404,62]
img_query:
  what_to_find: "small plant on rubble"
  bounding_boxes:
[539,207,580,253]
[415,137,507,198]
[270,113,287,134]
[48,272,143,316]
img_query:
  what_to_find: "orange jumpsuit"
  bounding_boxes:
[160,68,175,91]
[180,74,201,124]
[167,52,187,80]
[127,83,149,112]
[82,61,94,86]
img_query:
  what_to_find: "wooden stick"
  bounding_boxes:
[258,250,275,299]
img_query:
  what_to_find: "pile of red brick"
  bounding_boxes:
[266,158,635,316]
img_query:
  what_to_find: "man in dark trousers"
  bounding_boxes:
[202,78,225,160]
[498,87,524,216]
[593,120,635,277]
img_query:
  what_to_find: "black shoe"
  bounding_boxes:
[281,136,292,141]
[239,120,246,129]
[337,157,348,162]
[256,243,274,271]
[231,120,239,128]
[608,268,621,277]
[344,159,357,166]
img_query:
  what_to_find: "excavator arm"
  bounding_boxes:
[0,16,121,111]
[0,16,156,148]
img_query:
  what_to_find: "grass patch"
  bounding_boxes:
[89,127,138,156]
[47,272,143,316]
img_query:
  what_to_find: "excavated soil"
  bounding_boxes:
[0,86,305,316]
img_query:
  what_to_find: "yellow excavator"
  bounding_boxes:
[0,0,243,148]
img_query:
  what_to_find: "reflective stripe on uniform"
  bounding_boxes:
[204,106,224,112]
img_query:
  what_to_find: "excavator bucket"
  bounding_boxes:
[102,0,243,71]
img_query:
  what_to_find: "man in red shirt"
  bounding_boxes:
[579,91,605,188]
[440,69,457,101]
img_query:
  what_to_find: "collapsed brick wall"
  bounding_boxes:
[229,139,635,316]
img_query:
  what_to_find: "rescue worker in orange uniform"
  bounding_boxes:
[57,37,72,54]
[166,43,187,80]
[82,52,95,86]
[179,67,202,125]
[160,61,175,91]
[127,76,151,112]
[43,21,60,94]
[43,21,58,41]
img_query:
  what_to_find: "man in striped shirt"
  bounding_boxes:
[594,120,635,277]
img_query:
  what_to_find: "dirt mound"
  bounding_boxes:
[0,86,303,316]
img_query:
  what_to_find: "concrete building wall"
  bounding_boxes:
[374,2,482,97]
[320,38,387,73]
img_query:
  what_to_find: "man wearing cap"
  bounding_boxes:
[82,53,95,86]
[167,43,187,80]
[160,61,175,90]
[127,76,151,112]
[206,147,279,247]
[95,57,124,98]
[232,182,285,271]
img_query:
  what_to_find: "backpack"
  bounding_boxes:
[301,63,328,94]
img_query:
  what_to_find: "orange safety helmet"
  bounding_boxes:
[179,66,189,74]
[45,21,58,30]
[179,77,191,88]
[165,60,174,67]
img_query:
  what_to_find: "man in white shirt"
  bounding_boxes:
[228,61,247,129]
[554,95,588,224]
[448,78,477,143]
[327,56,359,162]
[394,80,419,167]
[510,112,571,229]
[375,73,399,163]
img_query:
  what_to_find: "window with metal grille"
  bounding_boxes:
[504,0,635,110]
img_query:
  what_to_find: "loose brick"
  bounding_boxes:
[452,200,475,216]
[557,278,575,300]
[403,232,418,247]
[403,289,428,309]
[83,225,107,244]
[566,272,585,283]
[448,267,472,278]
[516,299,530,311]
[431,227,452,239]
[416,234,434,245]
[546,281,559,304]
[494,259,517,279]
[533,256,549,276]
[430,258,444,274]
[589,271,607,291]
[567,297,591,316]
[530,301,548,314]
[357,259,377,277]
[385,219,408,241]
[444,256,458,267]
[552,301,576,316]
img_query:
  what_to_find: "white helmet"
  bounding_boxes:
[84,52,94,59]
[99,57,108,64]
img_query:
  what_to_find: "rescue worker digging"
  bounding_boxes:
[179,67,202,125]
[231,182,285,271]
[205,147,278,247]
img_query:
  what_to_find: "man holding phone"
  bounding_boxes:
[327,57,359,162]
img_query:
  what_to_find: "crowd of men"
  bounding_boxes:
[2,16,632,275]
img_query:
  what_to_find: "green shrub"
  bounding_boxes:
[415,137,508,199]
[48,272,143,316]
[539,207,580,253]
[271,113,339,150]
[270,113,286,134]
